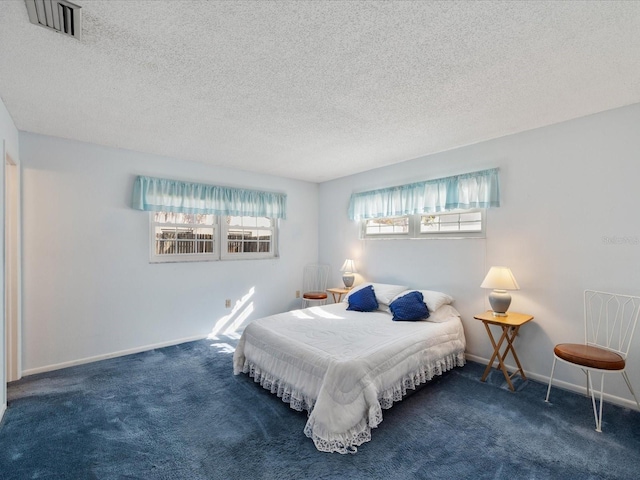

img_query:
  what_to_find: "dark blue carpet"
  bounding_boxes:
[1,337,640,479]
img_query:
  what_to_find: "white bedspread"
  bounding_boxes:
[233,303,466,453]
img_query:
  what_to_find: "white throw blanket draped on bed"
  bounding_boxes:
[233,303,466,453]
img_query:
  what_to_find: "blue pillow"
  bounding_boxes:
[389,291,430,321]
[347,285,379,312]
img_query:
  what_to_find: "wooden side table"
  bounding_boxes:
[473,310,534,392]
[327,287,350,303]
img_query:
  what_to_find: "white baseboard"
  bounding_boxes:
[0,402,6,422]
[464,353,639,411]
[17,341,639,412]
[22,334,208,377]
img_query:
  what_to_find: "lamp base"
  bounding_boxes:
[342,274,354,288]
[488,289,511,316]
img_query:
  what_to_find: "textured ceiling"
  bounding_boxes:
[1,1,640,183]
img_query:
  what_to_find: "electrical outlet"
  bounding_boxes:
[225,299,231,308]
[295,290,300,298]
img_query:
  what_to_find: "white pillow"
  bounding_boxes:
[344,283,408,307]
[419,290,454,312]
[371,283,410,304]
[426,304,460,323]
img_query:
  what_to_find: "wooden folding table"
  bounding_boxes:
[473,311,534,392]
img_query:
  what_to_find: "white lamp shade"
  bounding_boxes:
[340,259,357,273]
[480,266,519,291]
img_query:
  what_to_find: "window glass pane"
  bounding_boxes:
[463,221,482,231]
[227,216,244,227]
[152,212,219,260]
[228,240,242,253]
[258,242,271,253]
[176,240,195,253]
[366,210,483,238]
[156,227,176,239]
[243,241,258,252]
[197,240,213,253]
[181,213,196,224]
[420,211,483,233]
[459,212,481,222]
[157,239,175,254]
[155,228,175,253]
[239,229,256,239]
[176,227,195,239]
[195,214,215,225]
[420,215,438,232]
[195,228,214,240]
[256,217,271,228]
[439,224,459,232]
[152,211,276,261]
[439,215,459,225]
[365,217,408,235]
[155,211,174,223]
[224,217,273,256]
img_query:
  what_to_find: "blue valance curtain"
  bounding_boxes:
[348,168,500,220]
[132,176,287,219]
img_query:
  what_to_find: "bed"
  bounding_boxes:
[233,283,466,454]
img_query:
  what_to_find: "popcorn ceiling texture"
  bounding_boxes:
[1,0,639,182]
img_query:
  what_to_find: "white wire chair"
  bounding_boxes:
[545,290,640,432]
[301,264,330,308]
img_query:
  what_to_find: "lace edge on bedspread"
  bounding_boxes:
[378,351,466,409]
[240,351,465,454]
[241,362,317,413]
[303,351,466,454]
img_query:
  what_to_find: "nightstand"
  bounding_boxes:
[326,287,350,303]
[473,311,534,392]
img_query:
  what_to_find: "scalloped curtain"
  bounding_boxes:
[132,176,287,219]
[348,168,500,221]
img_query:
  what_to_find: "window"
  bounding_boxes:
[221,216,276,260]
[419,210,483,234]
[361,209,484,239]
[150,212,277,263]
[364,216,409,236]
[151,212,217,262]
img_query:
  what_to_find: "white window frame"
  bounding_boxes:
[149,212,218,263]
[149,212,278,263]
[361,209,485,240]
[361,215,413,238]
[221,215,278,261]
[418,209,485,238]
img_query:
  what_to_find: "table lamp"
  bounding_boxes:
[480,266,519,316]
[340,259,357,288]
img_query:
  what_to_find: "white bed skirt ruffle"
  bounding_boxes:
[239,351,465,454]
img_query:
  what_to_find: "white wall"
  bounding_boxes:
[14,102,640,408]
[0,95,19,418]
[319,102,640,407]
[20,132,318,373]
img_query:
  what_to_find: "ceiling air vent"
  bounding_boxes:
[25,0,82,40]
